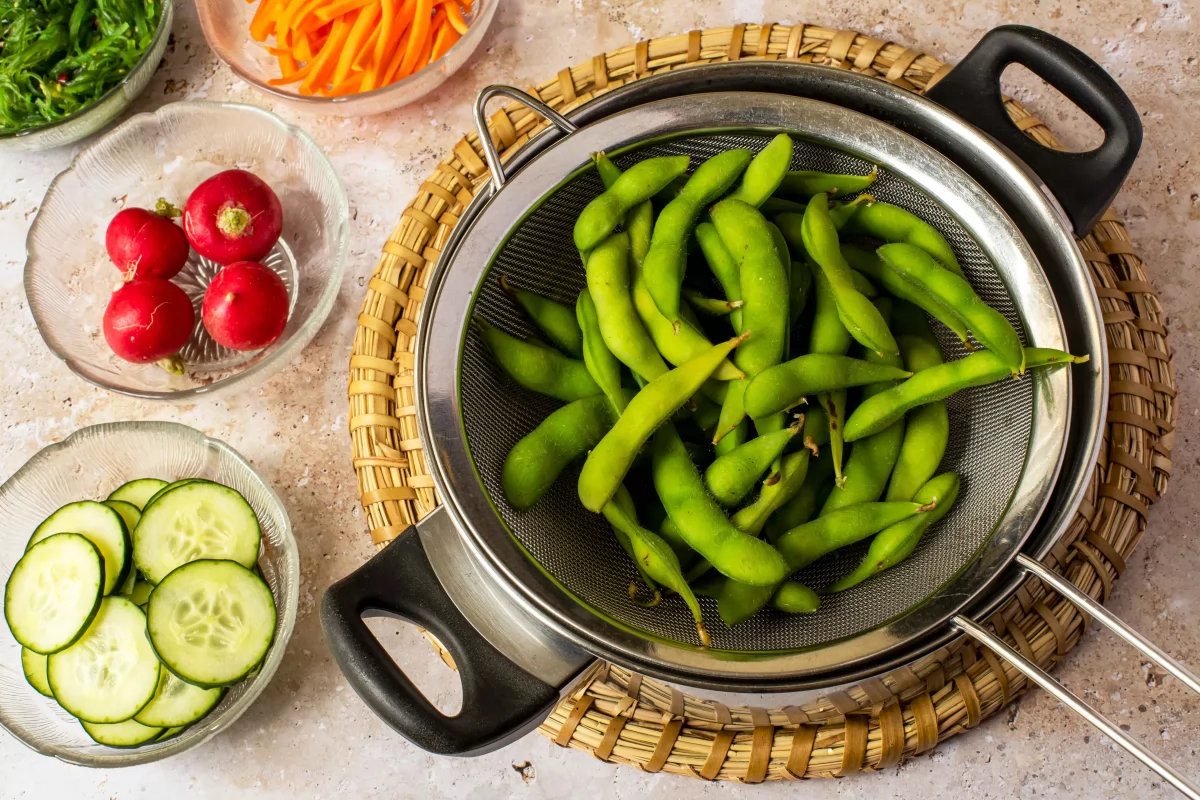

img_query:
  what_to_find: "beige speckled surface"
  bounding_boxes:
[2,0,1199,796]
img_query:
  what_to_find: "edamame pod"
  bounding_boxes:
[851,270,878,298]
[776,167,878,200]
[645,149,753,323]
[821,390,848,488]
[765,449,833,543]
[771,581,820,614]
[743,354,911,419]
[585,231,669,382]
[842,243,973,348]
[731,409,827,536]
[885,303,950,503]
[594,152,654,265]
[844,347,1088,441]
[776,499,935,571]
[576,289,627,413]
[713,377,748,444]
[789,258,813,325]
[603,486,708,645]
[727,133,793,207]
[578,333,749,512]
[715,417,750,457]
[877,243,1024,375]
[801,194,898,356]
[652,424,790,587]
[760,196,807,216]
[574,155,690,252]
[695,222,742,332]
[476,318,601,402]
[657,517,697,565]
[500,276,583,357]
[683,289,743,317]
[704,417,801,507]
[826,472,960,593]
[710,199,789,377]
[501,395,619,510]
[716,579,774,626]
[837,198,965,277]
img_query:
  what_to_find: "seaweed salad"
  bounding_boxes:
[0,0,161,134]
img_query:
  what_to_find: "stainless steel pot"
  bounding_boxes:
[322,25,1197,797]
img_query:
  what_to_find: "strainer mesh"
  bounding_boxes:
[460,132,1031,651]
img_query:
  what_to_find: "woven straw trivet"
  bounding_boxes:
[346,23,1177,781]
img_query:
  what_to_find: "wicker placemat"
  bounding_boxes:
[346,23,1177,781]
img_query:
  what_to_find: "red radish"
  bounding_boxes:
[202,261,289,351]
[105,203,190,281]
[103,278,194,373]
[183,170,283,264]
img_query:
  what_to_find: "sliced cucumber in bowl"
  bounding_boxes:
[82,718,164,748]
[106,478,169,510]
[21,647,53,697]
[135,668,223,728]
[48,596,162,723]
[140,478,213,513]
[28,501,130,595]
[134,482,261,584]
[147,560,276,688]
[5,533,104,654]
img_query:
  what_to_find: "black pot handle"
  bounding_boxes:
[924,24,1141,235]
[320,525,561,756]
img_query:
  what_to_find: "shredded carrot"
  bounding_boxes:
[299,12,355,94]
[352,26,381,71]
[395,0,432,79]
[250,0,281,41]
[444,1,468,35]
[294,32,315,61]
[334,1,380,85]
[315,0,374,22]
[430,17,459,60]
[329,72,365,96]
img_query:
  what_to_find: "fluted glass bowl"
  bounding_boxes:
[0,421,299,767]
[0,0,174,152]
[24,102,349,400]
[196,0,497,116]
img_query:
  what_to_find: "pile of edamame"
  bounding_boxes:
[481,138,1087,645]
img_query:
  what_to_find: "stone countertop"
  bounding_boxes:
[2,0,1198,797]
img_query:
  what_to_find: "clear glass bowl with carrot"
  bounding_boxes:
[196,0,496,114]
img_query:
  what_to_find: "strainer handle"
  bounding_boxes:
[320,525,561,756]
[954,552,1200,799]
[473,86,578,192]
[924,24,1141,236]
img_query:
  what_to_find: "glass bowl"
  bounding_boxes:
[195,0,497,116]
[0,0,174,152]
[24,101,349,401]
[0,421,299,767]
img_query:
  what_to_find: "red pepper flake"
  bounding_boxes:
[57,72,68,84]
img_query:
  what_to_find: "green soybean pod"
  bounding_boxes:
[603,486,709,645]
[576,289,627,413]
[476,318,601,402]
[821,390,848,488]
[500,277,583,357]
[710,199,790,377]
[837,198,964,277]
[501,395,618,510]
[644,149,754,323]
[851,270,878,298]
[776,167,878,200]
[727,133,793,207]
[885,303,950,503]
[713,377,750,445]
[607,487,660,595]
[695,222,743,332]
[843,347,1087,441]
[760,196,807,216]
[593,152,655,267]
[842,243,973,348]
[585,231,670,382]
[574,155,690,253]
[789,258,813,326]
[731,409,827,536]
[776,500,935,571]
[743,354,911,419]
[652,424,790,587]
[765,449,833,543]
[801,194,898,356]
[691,393,722,434]
[631,259,743,380]
[578,333,749,512]
[683,289,742,317]
[826,472,960,593]
[704,418,801,507]
[715,417,750,457]
[803,256,853,356]
[771,581,821,614]
[658,517,697,566]
[877,243,1025,375]
[716,579,775,626]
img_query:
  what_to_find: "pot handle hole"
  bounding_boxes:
[320,525,561,756]
[924,24,1142,236]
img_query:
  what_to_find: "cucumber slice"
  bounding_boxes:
[5,533,104,654]
[141,479,212,512]
[105,502,143,598]
[48,597,162,723]
[147,560,276,688]
[106,478,169,510]
[133,483,261,584]
[127,579,154,607]
[81,718,164,748]
[135,668,223,727]
[21,648,53,697]
[156,725,187,742]
[29,501,130,595]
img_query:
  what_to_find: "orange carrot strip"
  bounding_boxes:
[329,71,365,96]
[300,13,355,94]
[371,0,415,86]
[430,18,459,60]
[444,1,468,34]
[294,32,314,61]
[249,0,280,41]
[373,0,395,74]
[334,1,380,85]
[413,22,433,71]
[273,0,312,40]
[277,51,299,74]
[395,0,432,79]
[352,25,381,70]
[315,0,374,22]
[268,59,314,85]
[379,27,411,85]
